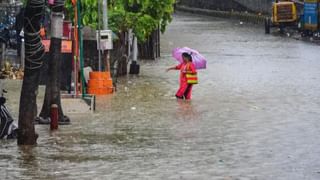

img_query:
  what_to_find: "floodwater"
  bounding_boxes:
[1,12,320,180]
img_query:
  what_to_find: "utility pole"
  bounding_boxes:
[97,0,102,71]
[102,0,108,29]
[102,0,110,71]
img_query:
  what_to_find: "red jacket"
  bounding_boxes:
[175,62,197,84]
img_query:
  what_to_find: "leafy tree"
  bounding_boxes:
[65,0,176,42]
[65,0,175,75]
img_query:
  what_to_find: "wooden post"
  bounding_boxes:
[157,26,160,58]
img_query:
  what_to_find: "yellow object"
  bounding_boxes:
[4,61,11,72]
[186,73,198,84]
[272,1,297,24]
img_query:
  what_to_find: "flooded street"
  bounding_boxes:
[1,12,320,179]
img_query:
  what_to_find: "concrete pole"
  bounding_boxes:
[102,0,110,71]
[133,36,138,62]
[97,0,102,71]
[102,0,108,29]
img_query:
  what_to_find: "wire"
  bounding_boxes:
[23,0,67,70]
[23,0,45,70]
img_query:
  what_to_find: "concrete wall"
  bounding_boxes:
[236,0,272,13]
[180,0,272,14]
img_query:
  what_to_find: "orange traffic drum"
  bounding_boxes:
[89,72,111,80]
[87,87,113,95]
[87,71,113,95]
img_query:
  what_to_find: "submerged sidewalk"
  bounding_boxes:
[1,80,92,117]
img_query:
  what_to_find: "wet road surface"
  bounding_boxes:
[1,12,320,180]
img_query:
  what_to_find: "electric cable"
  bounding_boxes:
[23,0,45,70]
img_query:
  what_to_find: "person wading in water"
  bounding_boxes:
[167,52,197,100]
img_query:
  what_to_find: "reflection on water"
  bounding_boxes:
[18,146,39,179]
[175,100,200,121]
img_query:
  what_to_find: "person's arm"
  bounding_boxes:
[166,66,176,72]
[166,63,182,72]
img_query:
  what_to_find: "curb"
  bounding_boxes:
[176,5,266,25]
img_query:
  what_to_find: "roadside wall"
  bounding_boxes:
[236,0,271,14]
[179,0,272,14]
[176,6,266,25]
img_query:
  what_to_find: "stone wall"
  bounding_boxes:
[179,0,272,14]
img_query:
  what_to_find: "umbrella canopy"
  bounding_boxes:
[172,47,207,69]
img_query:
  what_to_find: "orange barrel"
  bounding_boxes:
[89,72,111,80]
[87,87,113,95]
[88,79,113,88]
[87,71,113,95]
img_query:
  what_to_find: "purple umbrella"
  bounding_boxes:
[172,47,207,69]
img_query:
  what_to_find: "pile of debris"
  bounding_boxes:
[0,61,24,79]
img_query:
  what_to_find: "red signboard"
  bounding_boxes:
[42,40,72,53]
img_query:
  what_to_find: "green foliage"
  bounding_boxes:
[65,0,176,42]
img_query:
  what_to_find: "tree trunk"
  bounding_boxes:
[39,38,65,120]
[18,0,45,145]
[138,28,160,60]
[110,32,128,77]
[39,2,70,124]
